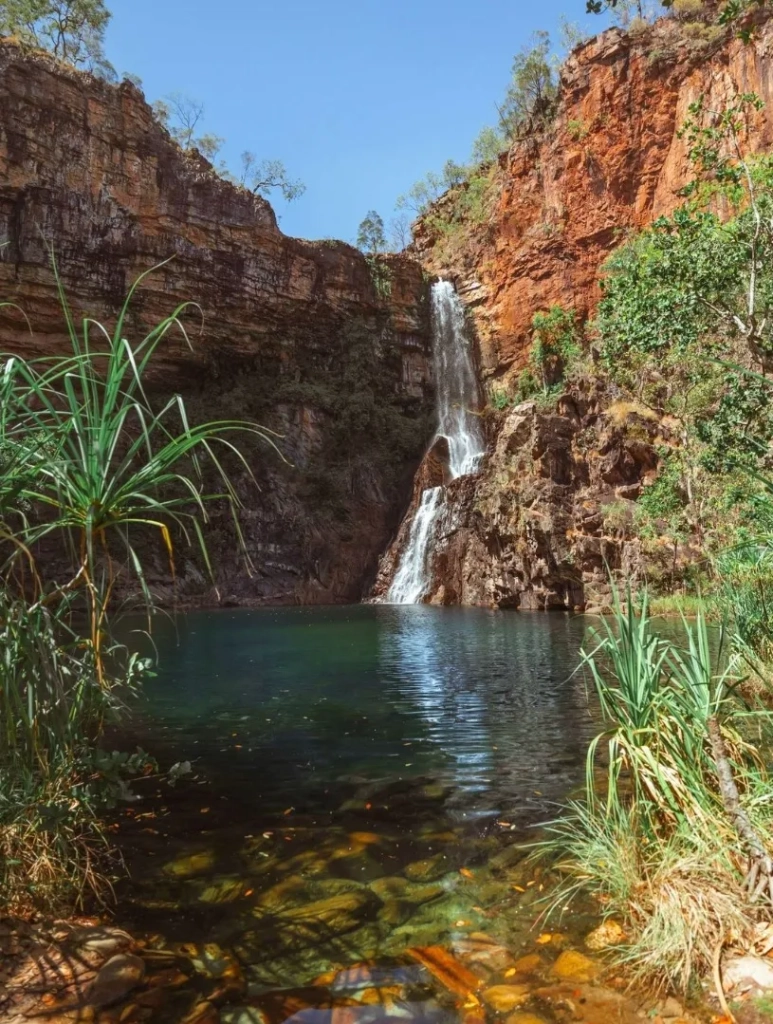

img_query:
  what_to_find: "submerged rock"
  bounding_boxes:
[405,856,448,883]
[86,954,146,1008]
[584,920,625,952]
[550,950,600,983]
[198,877,247,903]
[162,850,216,878]
[482,984,531,1012]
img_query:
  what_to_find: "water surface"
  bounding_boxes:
[112,606,601,1016]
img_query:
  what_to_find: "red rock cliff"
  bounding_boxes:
[0,41,434,605]
[384,12,773,610]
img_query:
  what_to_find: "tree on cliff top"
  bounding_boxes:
[0,0,114,77]
[357,211,386,255]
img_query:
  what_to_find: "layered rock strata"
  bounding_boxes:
[0,41,434,604]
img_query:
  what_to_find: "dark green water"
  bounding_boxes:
[111,606,603,1018]
[121,605,595,821]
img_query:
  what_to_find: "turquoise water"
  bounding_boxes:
[121,605,596,822]
[111,606,605,1018]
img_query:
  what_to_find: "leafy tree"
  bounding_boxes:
[152,92,224,161]
[498,31,557,140]
[0,0,114,77]
[471,125,506,164]
[396,171,446,216]
[594,93,773,549]
[238,153,306,202]
[152,96,305,202]
[356,210,386,255]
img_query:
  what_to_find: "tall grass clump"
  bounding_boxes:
[539,588,773,994]
[0,257,277,912]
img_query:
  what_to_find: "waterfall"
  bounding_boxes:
[386,281,485,605]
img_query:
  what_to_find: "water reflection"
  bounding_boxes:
[377,606,596,820]
[120,605,598,824]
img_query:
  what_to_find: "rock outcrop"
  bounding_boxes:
[415,11,773,380]
[0,41,434,604]
[383,10,773,609]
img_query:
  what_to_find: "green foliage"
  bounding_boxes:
[238,153,305,202]
[498,31,558,141]
[539,591,773,991]
[595,95,773,570]
[471,125,506,165]
[152,95,305,202]
[513,306,581,402]
[0,0,114,77]
[567,118,590,140]
[357,210,386,255]
[0,258,273,910]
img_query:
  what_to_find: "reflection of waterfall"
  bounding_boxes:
[386,282,485,605]
[376,605,597,813]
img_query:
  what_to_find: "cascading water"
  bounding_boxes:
[387,281,485,604]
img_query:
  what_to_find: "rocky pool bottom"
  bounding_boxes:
[0,608,720,1023]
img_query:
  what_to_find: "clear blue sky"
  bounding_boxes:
[105,0,607,243]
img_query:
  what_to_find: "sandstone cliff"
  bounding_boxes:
[0,41,434,604]
[382,11,773,610]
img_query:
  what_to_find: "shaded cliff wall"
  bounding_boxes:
[388,13,773,610]
[0,42,434,605]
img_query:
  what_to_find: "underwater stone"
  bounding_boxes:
[482,984,531,1012]
[162,850,216,878]
[550,950,600,983]
[86,954,146,1008]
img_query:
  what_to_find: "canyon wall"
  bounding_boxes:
[386,11,773,610]
[0,42,434,605]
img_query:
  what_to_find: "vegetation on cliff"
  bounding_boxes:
[0,263,272,911]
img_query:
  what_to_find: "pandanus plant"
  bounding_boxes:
[0,258,280,691]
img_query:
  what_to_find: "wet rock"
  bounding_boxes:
[268,890,380,945]
[379,899,414,927]
[453,935,516,974]
[220,1009,268,1024]
[551,950,599,983]
[162,850,216,878]
[504,1014,549,1024]
[507,955,543,978]
[370,876,411,899]
[181,1001,220,1024]
[407,946,482,999]
[584,920,625,951]
[488,845,527,874]
[253,876,309,911]
[72,927,134,958]
[348,832,382,846]
[87,955,146,1009]
[482,985,531,1012]
[198,877,246,903]
[404,855,448,883]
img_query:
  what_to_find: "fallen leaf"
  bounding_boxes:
[460,868,474,880]
[283,807,294,815]
[504,968,516,978]
[512,885,526,893]
[536,934,552,945]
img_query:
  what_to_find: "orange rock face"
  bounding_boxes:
[415,13,773,381]
[380,12,773,610]
[0,42,434,604]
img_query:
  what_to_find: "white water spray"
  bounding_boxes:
[387,282,485,604]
